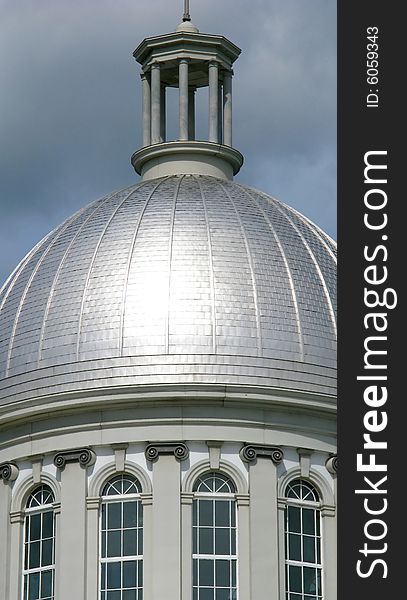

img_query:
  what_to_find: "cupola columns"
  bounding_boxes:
[208,61,219,142]
[179,59,189,140]
[188,86,196,139]
[141,74,151,147]
[141,59,232,147]
[151,63,162,144]
[223,70,233,146]
[132,19,243,179]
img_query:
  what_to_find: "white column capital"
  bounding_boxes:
[0,462,19,481]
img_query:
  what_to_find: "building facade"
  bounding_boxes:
[0,7,337,600]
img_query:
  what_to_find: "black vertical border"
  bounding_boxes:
[338,1,403,598]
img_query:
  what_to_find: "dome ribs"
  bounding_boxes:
[76,182,159,360]
[235,183,305,362]
[165,175,184,354]
[3,206,89,378]
[0,177,336,399]
[195,176,217,354]
[216,180,263,358]
[167,176,214,355]
[119,177,170,357]
[288,204,337,264]
[258,190,337,348]
[122,178,178,356]
[37,192,119,367]
[278,202,337,317]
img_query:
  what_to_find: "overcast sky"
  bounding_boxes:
[0,0,336,286]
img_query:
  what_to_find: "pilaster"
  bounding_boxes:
[241,444,284,600]
[54,448,95,600]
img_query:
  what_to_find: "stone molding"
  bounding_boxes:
[140,492,153,506]
[181,492,194,506]
[53,448,96,469]
[145,442,189,462]
[86,497,101,511]
[235,493,250,507]
[325,454,338,475]
[0,462,19,481]
[9,510,24,524]
[239,444,284,464]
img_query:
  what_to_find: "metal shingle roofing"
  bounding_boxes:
[0,175,336,404]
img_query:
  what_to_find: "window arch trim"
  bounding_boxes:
[277,467,335,510]
[88,460,152,498]
[22,484,56,600]
[11,473,60,514]
[183,459,248,495]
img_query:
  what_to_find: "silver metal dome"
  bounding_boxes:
[0,175,336,407]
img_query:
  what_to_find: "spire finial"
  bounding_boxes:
[183,0,191,22]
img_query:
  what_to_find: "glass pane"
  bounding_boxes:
[123,502,139,528]
[107,503,122,530]
[304,567,317,594]
[30,514,41,541]
[316,569,322,595]
[199,589,214,600]
[316,513,320,536]
[199,500,213,526]
[288,565,302,593]
[230,530,236,555]
[28,572,40,600]
[199,559,214,586]
[304,596,317,600]
[289,534,301,561]
[123,591,137,600]
[287,506,300,533]
[24,575,28,600]
[107,530,121,558]
[138,560,143,586]
[231,560,236,587]
[302,509,315,535]
[230,504,236,528]
[303,536,315,563]
[287,481,301,499]
[193,527,197,554]
[41,570,53,597]
[316,538,321,564]
[102,505,107,530]
[24,542,29,570]
[101,563,106,590]
[101,531,107,559]
[107,592,121,600]
[123,529,137,556]
[123,560,137,588]
[193,588,198,600]
[215,560,230,587]
[138,530,143,555]
[215,529,230,555]
[215,502,229,527]
[42,511,53,538]
[193,559,198,585]
[215,590,230,600]
[29,541,40,569]
[42,538,53,566]
[199,528,213,554]
[107,561,121,590]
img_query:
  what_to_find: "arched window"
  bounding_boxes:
[23,485,55,600]
[192,472,237,600]
[284,479,322,600]
[100,474,143,600]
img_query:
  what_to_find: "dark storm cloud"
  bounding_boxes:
[0,0,336,286]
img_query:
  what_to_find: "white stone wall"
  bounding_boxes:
[1,436,336,600]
